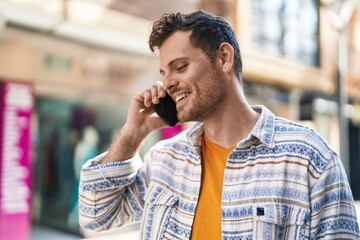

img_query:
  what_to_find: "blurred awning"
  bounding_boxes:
[0,0,199,55]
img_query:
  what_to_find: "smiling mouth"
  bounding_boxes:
[175,93,190,102]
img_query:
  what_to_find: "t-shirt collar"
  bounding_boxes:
[185,105,276,149]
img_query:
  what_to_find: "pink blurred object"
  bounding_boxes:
[161,124,183,140]
[0,81,33,240]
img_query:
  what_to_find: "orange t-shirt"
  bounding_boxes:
[190,135,235,240]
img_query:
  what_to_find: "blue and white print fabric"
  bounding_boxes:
[79,105,359,239]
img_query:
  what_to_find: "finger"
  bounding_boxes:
[150,84,160,105]
[155,81,167,98]
[142,89,152,108]
[150,83,164,104]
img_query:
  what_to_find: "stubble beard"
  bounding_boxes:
[177,69,226,123]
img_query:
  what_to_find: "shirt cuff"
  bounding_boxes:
[80,152,143,191]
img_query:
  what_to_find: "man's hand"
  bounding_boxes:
[126,81,168,133]
[101,82,168,164]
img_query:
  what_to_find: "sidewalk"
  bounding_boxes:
[31,225,80,240]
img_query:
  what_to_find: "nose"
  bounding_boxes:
[162,75,178,93]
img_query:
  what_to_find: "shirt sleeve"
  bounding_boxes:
[309,155,360,239]
[78,152,148,232]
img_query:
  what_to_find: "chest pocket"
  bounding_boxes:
[253,203,310,240]
[141,184,179,240]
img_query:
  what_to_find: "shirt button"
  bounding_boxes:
[190,196,195,200]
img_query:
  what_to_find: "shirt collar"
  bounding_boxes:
[186,122,204,148]
[250,105,276,148]
[184,105,276,148]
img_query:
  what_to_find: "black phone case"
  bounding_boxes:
[153,94,179,126]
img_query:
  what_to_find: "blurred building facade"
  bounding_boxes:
[0,0,359,238]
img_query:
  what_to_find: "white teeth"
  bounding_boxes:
[175,93,189,102]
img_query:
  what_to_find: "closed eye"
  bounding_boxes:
[175,64,188,73]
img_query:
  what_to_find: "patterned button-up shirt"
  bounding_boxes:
[79,106,359,239]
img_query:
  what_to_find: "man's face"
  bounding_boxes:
[159,31,226,123]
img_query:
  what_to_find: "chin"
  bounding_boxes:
[179,113,201,123]
[177,113,190,123]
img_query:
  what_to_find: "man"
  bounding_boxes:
[79,11,359,239]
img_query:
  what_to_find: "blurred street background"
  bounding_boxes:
[0,0,360,239]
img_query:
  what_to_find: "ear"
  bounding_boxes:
[218,42,234,73]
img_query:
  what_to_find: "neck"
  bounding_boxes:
[202,85,259,149]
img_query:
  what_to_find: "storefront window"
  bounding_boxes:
[252,0,319,66]
[31,97,129,233]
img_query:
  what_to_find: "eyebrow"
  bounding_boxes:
[159,57,188,75]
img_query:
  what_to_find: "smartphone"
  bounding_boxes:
[153,94,179,126]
